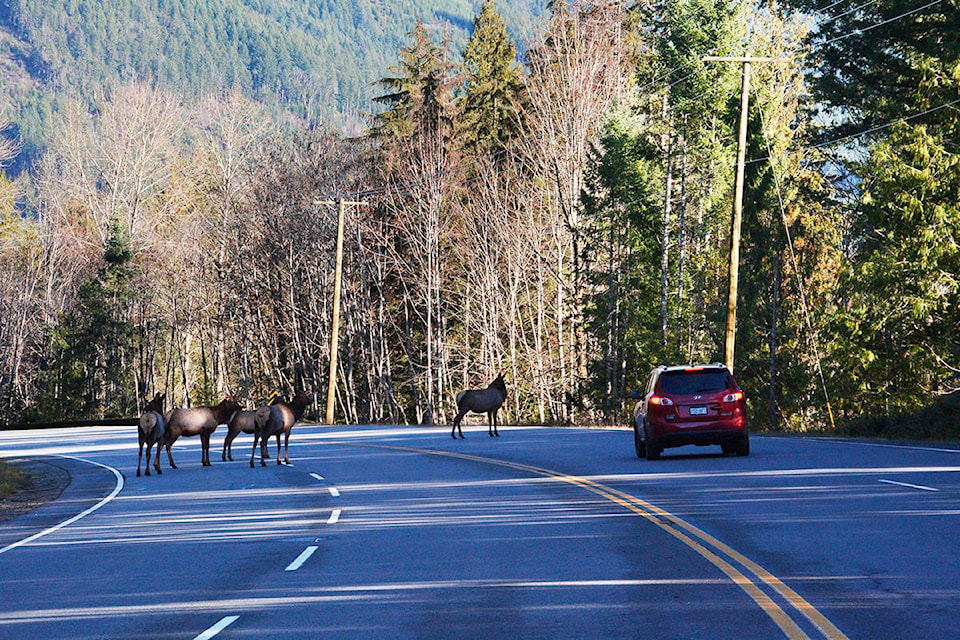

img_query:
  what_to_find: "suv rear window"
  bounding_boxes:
[658,370,731,395]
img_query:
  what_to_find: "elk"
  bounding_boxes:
[163,396,241,468]
[451,374,507,439]
[250,391,312,467]
[137,393,166,477]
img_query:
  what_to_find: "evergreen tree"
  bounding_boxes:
[785,0,959,140]
[458,0,527,159]
[833,121,960,414]
[40,220,138,420]
[370,19,458,155]
[580,111,665,420]
[784,0,960,416]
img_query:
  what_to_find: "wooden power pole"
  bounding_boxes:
[703,56,778,373]
[316,198,370,424]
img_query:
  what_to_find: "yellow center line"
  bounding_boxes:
[324,440,849,640]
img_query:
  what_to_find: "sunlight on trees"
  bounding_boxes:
[0,0,956,434]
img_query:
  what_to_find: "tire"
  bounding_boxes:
[735,433,750,457]
[634,422,646,459]
[643,426,661,460]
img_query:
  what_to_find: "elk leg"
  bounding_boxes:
[493,410,499,437]
[200,431,210,466]
[283,431,290,465]
[222,431,233,462]
[165,438,178,469]
[275,433,282,465]
[137,440,144,477]
[153,441,162,474]
[250,432,259,468]
[260,434,269,467]
[452,410,468,439]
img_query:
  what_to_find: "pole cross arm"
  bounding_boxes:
[702,56,784,63]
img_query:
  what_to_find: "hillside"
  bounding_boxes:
[0,0,544,171]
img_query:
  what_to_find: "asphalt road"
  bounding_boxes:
[1,423,959,639]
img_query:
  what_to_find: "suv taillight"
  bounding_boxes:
[722,391,744,403]
[650,396,674,406]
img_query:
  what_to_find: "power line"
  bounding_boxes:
[745,96,960,166]
[819,0,945,46]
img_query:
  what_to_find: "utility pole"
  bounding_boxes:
[315,197,370,424]
[703,56,778,373]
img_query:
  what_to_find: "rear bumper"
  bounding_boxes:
[649,426,746,450]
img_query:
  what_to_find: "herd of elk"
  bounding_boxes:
[136,373,509,475]
[136,391,312,476]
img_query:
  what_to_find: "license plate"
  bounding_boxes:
[690,406,708,416]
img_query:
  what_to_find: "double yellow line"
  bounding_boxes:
[325,440,848,640]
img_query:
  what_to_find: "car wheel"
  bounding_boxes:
[721,440,736,455]
[634,422,646,459]
[735,433,750,457]
[644,426,661,460]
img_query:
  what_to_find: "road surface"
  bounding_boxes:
[1,423,959,639]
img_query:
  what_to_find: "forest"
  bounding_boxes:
[0,0,544,168]
[0,0,957,435]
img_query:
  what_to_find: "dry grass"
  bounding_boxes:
[0,459,27,500]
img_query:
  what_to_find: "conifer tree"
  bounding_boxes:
[371,19,457,153]
[786,0,960,414]
[41,220,138,420]
[458,0,527,159]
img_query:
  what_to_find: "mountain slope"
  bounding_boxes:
[0,0,544,170]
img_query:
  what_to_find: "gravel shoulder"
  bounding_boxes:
[0,457,72,525]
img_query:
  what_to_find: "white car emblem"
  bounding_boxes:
[694,395,702,400]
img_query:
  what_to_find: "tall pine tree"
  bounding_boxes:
[40,220,138,421]
[785,0,960,415]
[458,0,527,159]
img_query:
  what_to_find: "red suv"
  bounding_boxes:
[632,364,749,460]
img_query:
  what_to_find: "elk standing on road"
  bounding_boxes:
[137,393,166,477]
[222,409,257,462]
[163,397,241,468]
[451,374,507,439]
[250,391,311,467]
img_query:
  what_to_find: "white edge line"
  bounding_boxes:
[811,437,960,455]
[329,487,340,497]
[327,508,342,524]
[878,479,940,492]
[285,545,319,571]
[0,454,124,555]
[193,615,240,640]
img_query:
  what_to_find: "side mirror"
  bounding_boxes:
[627,390,642,400]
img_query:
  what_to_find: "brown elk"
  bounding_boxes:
[250,391,312,467]
[163,396,241,468]
[222,409,256,462]
[452,374,507,439]
[137,393,166,477]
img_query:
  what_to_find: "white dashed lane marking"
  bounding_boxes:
[193,615,240,640]
[285,546,319,572]
[878,479,939,492]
